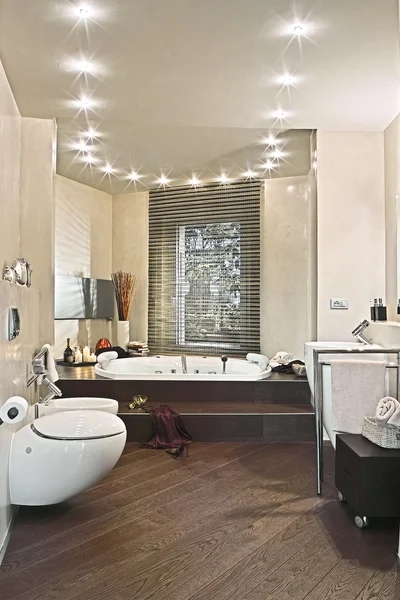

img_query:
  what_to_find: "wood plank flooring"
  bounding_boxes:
[1,442,399,600]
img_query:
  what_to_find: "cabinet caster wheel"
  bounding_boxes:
[354,516,369,529]
[338,491,346,503]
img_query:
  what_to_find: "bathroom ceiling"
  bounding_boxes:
[0,0,398,194]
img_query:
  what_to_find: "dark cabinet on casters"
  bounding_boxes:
[335,434,400,529]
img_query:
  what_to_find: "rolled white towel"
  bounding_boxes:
[97,351,118,369]
[388,403,400,428]
[375,397,400,425]
[42,343,59,383]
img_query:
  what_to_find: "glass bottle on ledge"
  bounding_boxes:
[64,338,74,363]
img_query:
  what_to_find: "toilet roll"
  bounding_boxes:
[0,397,29,425]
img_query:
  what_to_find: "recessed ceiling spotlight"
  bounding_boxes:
[74,139,89,152]
[270,149,285,159]
[129,171,142,181]
[217,173,230,184]
[243,170,256,178]
[280,73,295,86]
[262,160,276,170]
[77,5,91,19]
[189,175,200,186]
[292,23,304,35]
[83,153,97,164]
[75,95,95,110]
[263,135,279,146]
[83,128,99,139]
[157,175,170,186]
[273,109,288,120]
[75,59,95,74]
[102,164,115,175]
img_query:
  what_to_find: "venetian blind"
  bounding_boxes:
[148,180,261,357]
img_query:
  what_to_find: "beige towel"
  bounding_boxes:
[331,360,386,434]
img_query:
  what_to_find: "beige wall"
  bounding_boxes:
[384,113,400,321]
[261,176,316,359]
[0,61,21,263]
[112,192,149,342]
[20,118,56,345]
[54,175,113,357]
[0,60,53,558]
[316,131,386,341]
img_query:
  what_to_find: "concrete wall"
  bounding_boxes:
[54,175,113,358]
[261,176,316,359]
[316,131,386,341]
[112,192,149,342]
[383,113,400,321]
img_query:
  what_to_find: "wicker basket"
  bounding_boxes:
[362,417,400,449]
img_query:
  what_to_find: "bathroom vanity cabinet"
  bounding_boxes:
[335,434,400,527]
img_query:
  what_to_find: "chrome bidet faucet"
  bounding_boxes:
[39,377,62,405]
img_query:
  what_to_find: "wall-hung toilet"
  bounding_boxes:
[9,410,126,505]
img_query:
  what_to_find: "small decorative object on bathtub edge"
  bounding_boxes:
[111,270,139,321]
[127,395,148,410]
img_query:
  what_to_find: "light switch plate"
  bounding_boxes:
[330,298,349,310]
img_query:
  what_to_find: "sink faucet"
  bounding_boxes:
[351,319,371,345]
[181,355,187,374]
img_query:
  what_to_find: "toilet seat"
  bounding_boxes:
[31,410,125,441]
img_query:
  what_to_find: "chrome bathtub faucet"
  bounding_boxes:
[181,355,187,374]
[221,355,228,374]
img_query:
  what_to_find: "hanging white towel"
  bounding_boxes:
[375,397,400,425]
[331,360,386,434]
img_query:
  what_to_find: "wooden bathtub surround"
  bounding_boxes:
[57,367,315,442]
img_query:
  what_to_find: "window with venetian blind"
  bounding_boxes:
[148,180,261,356]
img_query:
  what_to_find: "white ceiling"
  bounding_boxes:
[0,0,399,193]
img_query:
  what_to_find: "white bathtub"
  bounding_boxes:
[94,355,271,381]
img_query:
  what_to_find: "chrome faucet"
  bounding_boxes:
[181,355,187,374]
[221,355,228,374]
[27,347,63,407]
[351,319,371,345]
[39,377,62,405]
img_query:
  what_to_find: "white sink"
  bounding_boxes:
[38,397,119,416]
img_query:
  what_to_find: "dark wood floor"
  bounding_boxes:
[1,442,399,600]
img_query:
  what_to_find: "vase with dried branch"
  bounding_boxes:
[111,271,139,348]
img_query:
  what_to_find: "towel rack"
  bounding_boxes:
[313,347,400,496]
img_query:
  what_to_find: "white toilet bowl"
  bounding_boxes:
[9,410,126,505]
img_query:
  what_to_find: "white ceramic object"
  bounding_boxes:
[38,397,119,416]
[116,321,129,349]
[9,411,126,505]
[304,341,385,447]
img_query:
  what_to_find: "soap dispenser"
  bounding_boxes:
[370,299,378,322]
[376,298,387,322]
[397,299,400,315]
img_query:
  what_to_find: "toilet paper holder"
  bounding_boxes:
[0,396,29,426]
[0,406,19,426]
